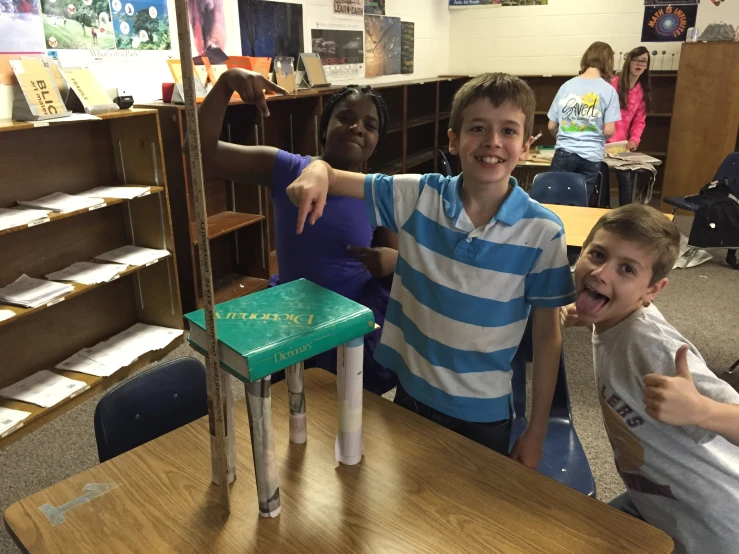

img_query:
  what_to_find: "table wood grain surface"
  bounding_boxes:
[5,369,673,553]
[543,204,674,248]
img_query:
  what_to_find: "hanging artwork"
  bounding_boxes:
[641,4,697,42]
[187,0,226,59]
[364,0,384,15]
[311,27,364,81]
[109,0,171,49]
[400,21,413,74]
[239,0,303,66]
[0,0,46,53]
[333,0,362,17]
[364,15,400,77]
[40,0,115,50]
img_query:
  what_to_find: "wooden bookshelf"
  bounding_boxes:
[0,109,183,448]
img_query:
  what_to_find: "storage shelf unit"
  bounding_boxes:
[0,110,184,448]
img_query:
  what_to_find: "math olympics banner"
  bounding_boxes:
[641,4,697,42]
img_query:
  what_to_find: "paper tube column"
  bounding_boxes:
[171,0,233,511]
[336,338,364,465]
[286,362,307,444]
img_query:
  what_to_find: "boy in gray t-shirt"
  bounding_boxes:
[562,204,739,554]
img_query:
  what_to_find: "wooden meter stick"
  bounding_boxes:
[172,0,231,513]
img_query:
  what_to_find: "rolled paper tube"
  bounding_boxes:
[286,362,307,444]
[210,367,236,486]
[245,376,281,518]
[335,337,364,465]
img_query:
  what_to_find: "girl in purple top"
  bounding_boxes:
[198,69,398,395]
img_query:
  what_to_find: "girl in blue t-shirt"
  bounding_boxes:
[198,69,398,395]
[547,41,621,200]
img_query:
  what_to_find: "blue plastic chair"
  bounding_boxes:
[663,152,739,214]
[94,357,208,463]
[508,319,596,497]
[530,172,589,207]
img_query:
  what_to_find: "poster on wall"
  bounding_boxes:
[311,27,364,81]
[449,0,501,6]
[110,0,171,50]
[40,0,115,50]
[400,21,413,74]
[502,0,547,5]
[364,0,384,15]
[0,1,46,53]
[239,0,303,65]
[333,0,362,17]
[641,4,697,42]
[364,14,399,78]
[188,0,227,60]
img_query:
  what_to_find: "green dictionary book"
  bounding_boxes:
[184,279,376,382]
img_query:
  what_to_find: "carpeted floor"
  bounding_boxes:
[2,216,737,553]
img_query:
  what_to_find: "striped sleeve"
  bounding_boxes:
[364,173,424,233]
[525,223,576,307]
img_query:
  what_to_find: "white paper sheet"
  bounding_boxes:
[17,192,105,213]
[94,246,170,267]
[71,323,183,375]
[0,309,14,322]
[77,186,151,200]
[0,370,88,408]
[45,262,126,285]
[0,208,50,231]
[0,407,32,437]
[55,352,112,377]
[0,275,74,308]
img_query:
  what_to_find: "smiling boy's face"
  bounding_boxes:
[448,99,531,188]
[574,229,668,333]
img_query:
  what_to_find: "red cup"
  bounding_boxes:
[162,82,175,103]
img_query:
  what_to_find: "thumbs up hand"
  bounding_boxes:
[643,345,707,427]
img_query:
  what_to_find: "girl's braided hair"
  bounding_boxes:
[319,85,389,146]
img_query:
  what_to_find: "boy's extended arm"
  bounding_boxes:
[643,345,739,447]
[510,306,562,469]
[547,120,559,138]
[287,160,366,234]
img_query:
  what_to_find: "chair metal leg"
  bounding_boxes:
[729,358,739,375]
[727,249,738,270]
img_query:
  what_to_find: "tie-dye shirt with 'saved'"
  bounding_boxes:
[547,76,621,163]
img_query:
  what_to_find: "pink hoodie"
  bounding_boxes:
[607,76,647,147]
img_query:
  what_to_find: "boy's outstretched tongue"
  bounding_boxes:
[576,288,607,318]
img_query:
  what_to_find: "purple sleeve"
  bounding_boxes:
[270,150,313,199]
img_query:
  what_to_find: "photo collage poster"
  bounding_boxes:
[1,0,170,52]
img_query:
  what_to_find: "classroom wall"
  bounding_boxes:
[0,0,449,119]
[448,0,739,76]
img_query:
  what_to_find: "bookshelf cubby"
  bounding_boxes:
[0,109,183,448]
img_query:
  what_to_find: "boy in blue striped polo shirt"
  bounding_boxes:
[287,73,576,468]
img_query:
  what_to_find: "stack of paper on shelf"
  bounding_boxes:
[45,262,126,285]
[0,370,88,408]
[0,208,51,231]
[77,186,151,200]
[94,245,170,267]
[0,407,32,437]
[56,323,184,377]
[0,275,74,308]
[17,192,105,213]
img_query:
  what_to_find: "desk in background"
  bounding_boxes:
[544,204,674,248]
[5,370,673,554]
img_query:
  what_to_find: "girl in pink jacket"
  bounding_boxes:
[608,46,651,205]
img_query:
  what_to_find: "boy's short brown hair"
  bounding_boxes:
[448,73,536,139]
[582,204,680,285]
[580,41,615,82]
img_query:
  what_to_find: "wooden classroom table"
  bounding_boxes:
[5,370,673,554]
[543,204,674,248]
